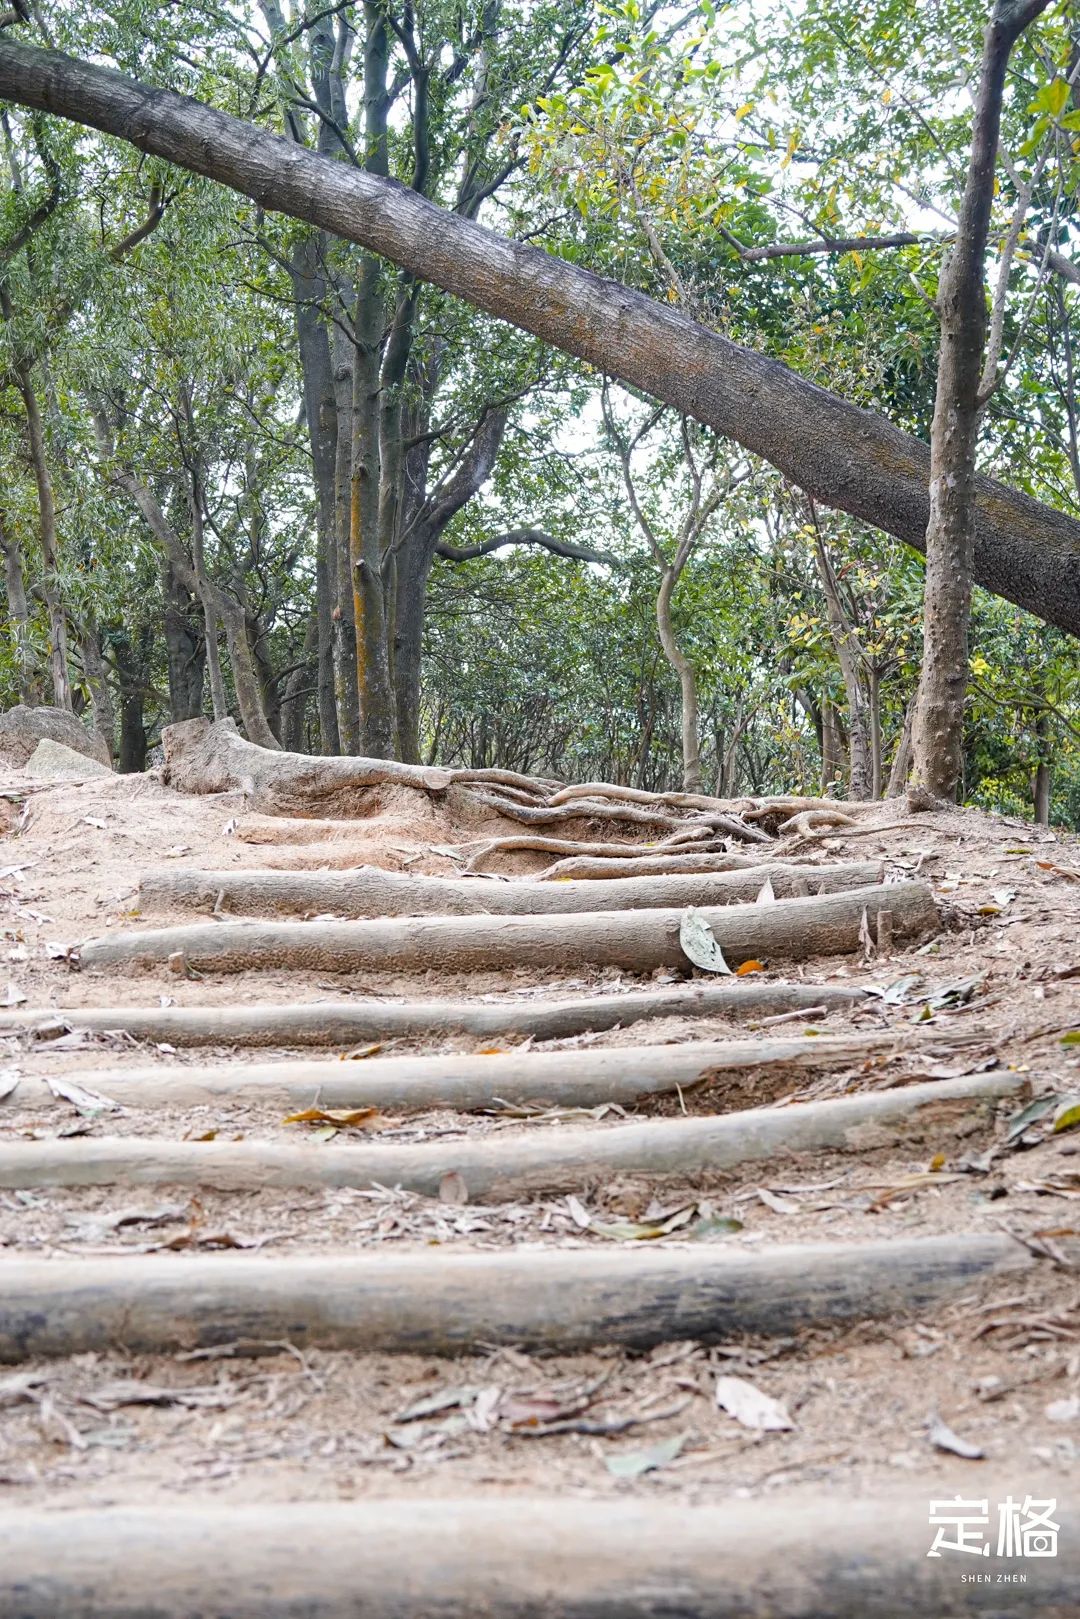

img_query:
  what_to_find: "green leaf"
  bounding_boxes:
[679,908,733,973]
[1052,1097,1080,1134]
[605,1431,687,1478]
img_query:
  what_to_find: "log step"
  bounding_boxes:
[77,882,937,975]
[0,1234,1057,1361]
[0,981,866,1047]
[6,1033,907,1112]
[0,1073,1024,1197]
[0,1492,1072,1617]
[138,859,883,918]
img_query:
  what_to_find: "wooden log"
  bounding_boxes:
[0,1234,1053,1360]
[0,982,865,1049]
[7,1033,894,1111]
[0,1490,1072,1619]
[78,881,937,976]
[539,851,763,879]
[0,1073,1025,1194]
[138,860,884,919]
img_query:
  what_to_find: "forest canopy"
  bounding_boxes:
[0,0,1078,820]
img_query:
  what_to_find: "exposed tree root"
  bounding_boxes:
[138,860,884,919]
[0,981,864,1049]
[777,810,859,838]
[467,791,685,831]
[0,1235,1051,1361]
[0,1491,1069,1618]
[1,1073,1022,1195]
[463,829,721,874]
[9,1032,896,1112]
[78,881,937,976]
[162,718,556,818]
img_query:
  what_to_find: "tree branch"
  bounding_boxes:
[435,526,617,564]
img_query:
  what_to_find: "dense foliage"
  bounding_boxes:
[1,0,1079,819]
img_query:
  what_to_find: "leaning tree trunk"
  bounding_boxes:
[911,0,1051,799]
[4,39,1080,636]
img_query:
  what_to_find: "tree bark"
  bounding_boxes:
[0,515,38,702]
[1,1490,1074,1619]
[0,1072,1020,1196]
[0,980,864,1049]
[2,292,71,709]
[78,880,937,975]
[1034,706,1052,823]
[289,232,340,755]
[911,0,1052,798]
[0,1236,1050,1362]
[3,40,1080,635]
[138,858,883,919]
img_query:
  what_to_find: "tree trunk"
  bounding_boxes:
[886,699,915,798]
[819,699,844,793]
[5,39,1080,637]
[113,624,152,774]
[0,517,38,702]
[1034,707,1052,824]
[6,331,71,709]
[78,618,115,762]
[289,233,340,755]
[810,514,872,800]
[911,0,1051,799]
[655,566,702,793]
[331,325,361,752]
[162,562,205,722]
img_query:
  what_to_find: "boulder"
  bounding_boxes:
[0,705,111,769]
[25,739,112,780]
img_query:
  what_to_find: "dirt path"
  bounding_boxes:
[1,762,1078,1612]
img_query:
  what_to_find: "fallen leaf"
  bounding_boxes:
[1052,1097,1080,1135]
[0,1370,47,1408]
[590,1204,698,1241]
[928,1414,983,1459]
[868,974,922,1006]
[281,1106,383,1129]
[45,1077,118,1115]
[756,877,776,904]
[679,909,733,975]
[1005,1095,1058,1143]
[565,1194,591,1229]
[395,1386,478,1422]
[756,1187,797,1215]
[686,1214,744,1239]
[439,1170,469,1205]
[81,1380,234,1411]
[340,1043,383,1061]
[715,1375,794,1431]
[0,1070,19,1102]
[604,1431,687,1478]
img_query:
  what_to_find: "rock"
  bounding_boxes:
[25,739,112,780]
[0,705,111,769]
